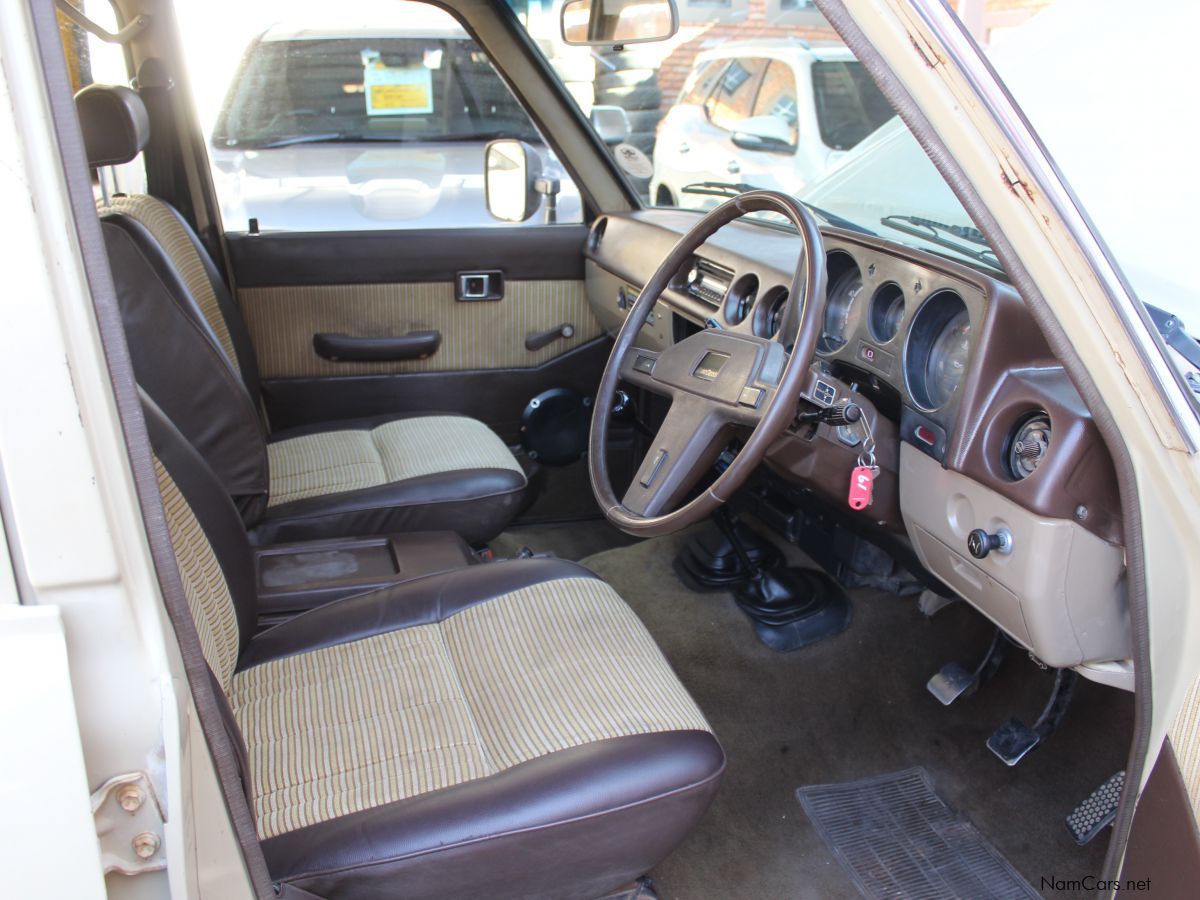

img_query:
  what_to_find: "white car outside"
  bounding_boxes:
[650,39,892,209]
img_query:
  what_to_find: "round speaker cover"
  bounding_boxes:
[520,388,591,466]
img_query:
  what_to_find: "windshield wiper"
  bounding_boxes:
[251,132,366,149]
[681,180,760,199]
[680,181,875,235]
[880,214,1000,267]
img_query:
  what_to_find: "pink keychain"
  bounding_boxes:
[847,465,875,510]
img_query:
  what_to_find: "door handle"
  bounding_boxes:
[456,270,504,302]
[727,160,741,174]
[678,142,690,154]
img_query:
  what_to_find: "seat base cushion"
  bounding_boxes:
[256,414,526,544]
[236,560,724,900]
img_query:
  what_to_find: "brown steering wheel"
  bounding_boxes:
[589,191,828,537]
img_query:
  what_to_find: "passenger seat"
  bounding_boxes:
[77,84,526,544]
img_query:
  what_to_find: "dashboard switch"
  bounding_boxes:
[967,528,1013,559]
[738,386,763,408]
[915,425,936,446]
[640,449,668,488]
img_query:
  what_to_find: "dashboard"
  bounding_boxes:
[583,209,1132,685]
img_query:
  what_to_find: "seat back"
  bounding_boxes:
[141,390,260,682]
[77,84,269,522]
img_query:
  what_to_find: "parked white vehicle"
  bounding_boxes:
[650,39,892,208]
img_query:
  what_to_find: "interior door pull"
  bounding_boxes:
[313,330,441,362]
[456,270,504,301]
[525,323,575,352]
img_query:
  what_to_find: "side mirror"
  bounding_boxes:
[590,105,631,146]
[485,139,543,223]
[730,115,795,155]
[561,0,679,47]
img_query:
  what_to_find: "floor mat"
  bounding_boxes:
[798,767,1039,899]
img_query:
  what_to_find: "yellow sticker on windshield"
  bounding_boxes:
[362,52,434,116]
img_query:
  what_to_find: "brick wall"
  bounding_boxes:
[658,0,839,107]
[656,0,1055,108]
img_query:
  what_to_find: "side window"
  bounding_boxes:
[705,58,767,131]
[679,59,726,107]
[750,61,799,145]
[176,1,580,232]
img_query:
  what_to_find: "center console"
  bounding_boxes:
[254,531,480,629]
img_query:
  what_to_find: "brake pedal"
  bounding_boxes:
[926,628,1008,706]
[987,668,1078,766]
[1066,771,1125,845]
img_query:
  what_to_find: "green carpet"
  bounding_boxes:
[582,528,1133,900]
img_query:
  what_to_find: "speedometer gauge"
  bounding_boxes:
[818,258,865,354]
[924,309,971,408]
[904,289,971,411]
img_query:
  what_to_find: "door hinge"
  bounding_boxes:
[91,772,166,876]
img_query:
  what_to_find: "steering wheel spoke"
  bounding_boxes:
[622,396,730,518]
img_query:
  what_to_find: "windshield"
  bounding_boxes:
[214,35,540,148]
[504,0,995,270]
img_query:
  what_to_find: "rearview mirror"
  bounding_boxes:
[730,116,795,155]
[590,105,631,145]
[485,139,543,223]
[561,0,679,47]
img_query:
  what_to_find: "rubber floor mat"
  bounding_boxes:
[797,767,1039,899]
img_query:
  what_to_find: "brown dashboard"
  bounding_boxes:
[584,209,1130,677]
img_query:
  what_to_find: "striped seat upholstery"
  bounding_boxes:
[230,576,709,839]
[267,416,524,507]
[147,404,724,898]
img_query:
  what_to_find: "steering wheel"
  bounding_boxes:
[589,190,828,537]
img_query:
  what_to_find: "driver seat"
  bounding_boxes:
[143,393,724,898]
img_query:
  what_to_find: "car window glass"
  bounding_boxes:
[750,60,799,145]
[810,60,894,151]
[705,57,766,131]
[679,59,725,106]
[175,0,581,233]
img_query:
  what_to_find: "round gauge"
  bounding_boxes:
[818,255,865,354]
[904,290,970,411]
[868,282,905,343]
[755,286,790,338]
[725,273,758,326]
[924,309,971,408]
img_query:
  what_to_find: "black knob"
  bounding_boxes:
[796,402,863,427]
[967,528,1012,559]
[826,403,863,427]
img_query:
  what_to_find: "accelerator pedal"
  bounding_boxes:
[1066,771,1125,846]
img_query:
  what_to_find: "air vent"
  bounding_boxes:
[1006,412,1051,480]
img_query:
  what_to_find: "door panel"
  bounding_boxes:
[240,279,601,378]
[227,226,608,437]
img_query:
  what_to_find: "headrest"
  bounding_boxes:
[75,84,150,168]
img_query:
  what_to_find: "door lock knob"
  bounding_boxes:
[967,528,1013,559]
